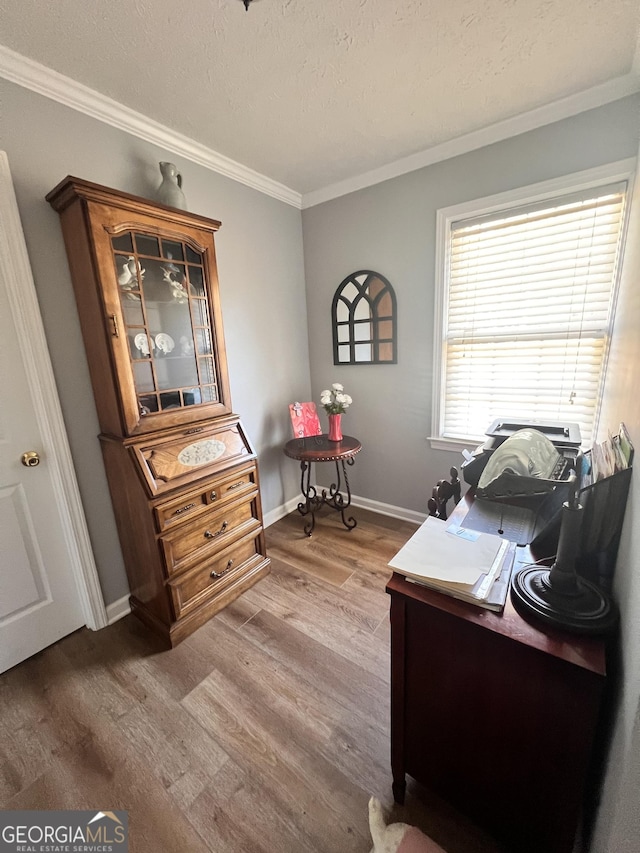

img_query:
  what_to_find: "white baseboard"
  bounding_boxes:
[349,494,427,525]
[263,496,301,528]
[265,490,426,528]
[106,594,131,625]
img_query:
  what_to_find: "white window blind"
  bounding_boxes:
[441,184,627,446]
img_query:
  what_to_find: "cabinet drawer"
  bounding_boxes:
[160,499,260,577]
[205,465,258,508]
[155,464,258,531]
[169,535,263,618]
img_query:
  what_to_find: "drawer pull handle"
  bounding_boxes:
[204,521,228,539]
[226,481,244,491]
[210,558,234,579]
[209,490,217,501]
[173,502,196,516]
[185,427,205,435]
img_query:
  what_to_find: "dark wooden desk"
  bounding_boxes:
[284,434,362,535]
[387,497,607,853]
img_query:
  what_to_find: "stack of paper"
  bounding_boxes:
[388,516,515,612]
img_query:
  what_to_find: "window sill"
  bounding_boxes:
[428,435,482,453]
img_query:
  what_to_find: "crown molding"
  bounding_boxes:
[0,45,302,209]
[301,73,640,209]
[2,45,638,213]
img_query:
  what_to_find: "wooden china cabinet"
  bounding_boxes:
[47,177,270,646]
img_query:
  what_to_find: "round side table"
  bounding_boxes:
[283,434,362,535]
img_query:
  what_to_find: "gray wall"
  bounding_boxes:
[592,136,640,853]
[301,94,640,853]
[0,79,311,605]
[302,94,640,514]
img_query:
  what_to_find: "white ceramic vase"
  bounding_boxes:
[156,162,187,210]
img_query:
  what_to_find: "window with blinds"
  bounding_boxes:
[435,180,628,447]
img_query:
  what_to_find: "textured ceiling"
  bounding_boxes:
[1,0,639,196]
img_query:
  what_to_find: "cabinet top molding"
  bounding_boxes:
[46,175,222,232]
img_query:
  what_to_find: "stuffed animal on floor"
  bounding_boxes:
[368,797,447,853]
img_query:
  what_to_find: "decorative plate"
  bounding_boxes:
[134,333,153,356]
[155,333,175,354]
[178,439,226,467]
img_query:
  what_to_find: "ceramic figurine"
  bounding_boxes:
[161,264,189,303]
[118,255,144,288]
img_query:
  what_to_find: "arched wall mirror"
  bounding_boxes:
[332,270,397,365]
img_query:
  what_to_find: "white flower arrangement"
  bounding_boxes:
[320,383,353,415]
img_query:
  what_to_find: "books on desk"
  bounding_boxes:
[582,422,634,487]
[388,515,516,612]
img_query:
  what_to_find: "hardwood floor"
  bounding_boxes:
[0,508,506,852]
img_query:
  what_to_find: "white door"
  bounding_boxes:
[0,152,106,674]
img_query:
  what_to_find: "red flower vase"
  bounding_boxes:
[328,414,343,442]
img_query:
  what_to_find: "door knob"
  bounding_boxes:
[21,451,40,467]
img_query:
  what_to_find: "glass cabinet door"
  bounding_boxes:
[110,230,221,419]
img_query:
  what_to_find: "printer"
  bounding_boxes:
[461,418,581,498]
